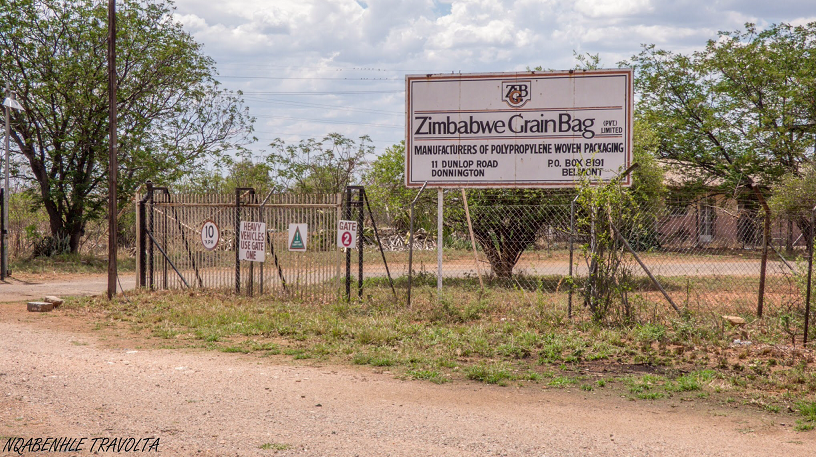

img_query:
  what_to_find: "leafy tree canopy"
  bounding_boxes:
[628,22,816,193]
[364,141,437,232]
[267,133,372,194]
[0,0,254,251]
[176,150,280,197]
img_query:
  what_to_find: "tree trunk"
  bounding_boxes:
[477,234,526,279]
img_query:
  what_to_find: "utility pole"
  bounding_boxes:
[2,83,9,281]
[107,0,118,299]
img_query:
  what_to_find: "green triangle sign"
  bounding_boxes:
[290,227,304,250]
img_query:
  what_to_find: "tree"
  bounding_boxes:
[769,163,816,249]
[176,151,281,197]
[448,135,664,280]
[0,0,254,252]
[267,133,372,194]
[629,23,816,194]
[451,189,575,279]
[364,141,436,232]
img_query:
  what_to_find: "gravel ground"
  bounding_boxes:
[0,274,136,303]
[1,303,815,456]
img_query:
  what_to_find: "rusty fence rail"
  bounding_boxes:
[136,183,344,302]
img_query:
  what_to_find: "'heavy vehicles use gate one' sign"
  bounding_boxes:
[405,69,633,188]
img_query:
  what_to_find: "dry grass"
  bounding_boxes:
[63,280,816,426]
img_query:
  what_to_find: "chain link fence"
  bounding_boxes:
[359,188,815,336]
[8,181,815,338]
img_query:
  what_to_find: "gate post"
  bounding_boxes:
[235,188,241,294]
[344,187,352,300]
[137,182,154,288]
[355,188,364,299]
[0,187,4,281]
[805,208,815,346]
[248,189,256,297]
[343,186,365,300]
[147,181,155,290]
[235,187,255,295]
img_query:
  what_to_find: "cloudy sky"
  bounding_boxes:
[170,0,816,157]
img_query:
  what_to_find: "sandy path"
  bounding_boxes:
[0,274,136,303]
[1,306,814,456]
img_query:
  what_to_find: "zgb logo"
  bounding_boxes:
[502,81,531,108]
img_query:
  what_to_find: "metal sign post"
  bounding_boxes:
[437,188,443,294]
[2,84,23,280]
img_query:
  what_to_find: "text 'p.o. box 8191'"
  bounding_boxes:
[405,69,633,188]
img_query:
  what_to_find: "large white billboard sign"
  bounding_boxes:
[405,70,633,188]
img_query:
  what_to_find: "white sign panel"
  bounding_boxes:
[288,223,308,252]
[405,70,633,188]
[239,221,266,262]
[337,220,358,249]
[200,220,220,251]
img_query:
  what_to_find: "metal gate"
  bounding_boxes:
[136,182,343,301]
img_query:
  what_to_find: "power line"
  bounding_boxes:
[240,97,402,116]
[221,75,402,81]
[215,64,446,72]
[254,133,402,145]
[242,90,404,95]
[256,114,401,129]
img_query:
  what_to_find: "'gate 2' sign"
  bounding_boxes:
[337,220,358,249]
[239,221,265,262]
[405,69,633,188]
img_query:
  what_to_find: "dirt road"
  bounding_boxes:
[1,304,814,456]
[0,273,136,303]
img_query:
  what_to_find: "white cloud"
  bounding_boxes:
[574,0,653,18]
[167,0,816,152]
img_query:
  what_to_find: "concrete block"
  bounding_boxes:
[27,302,54,312]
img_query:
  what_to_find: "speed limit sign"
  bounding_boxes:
[201,220,220,251]
[337,220,358,249]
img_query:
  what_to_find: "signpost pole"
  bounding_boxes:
[3,84,24,279]
[437,188,443,296]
